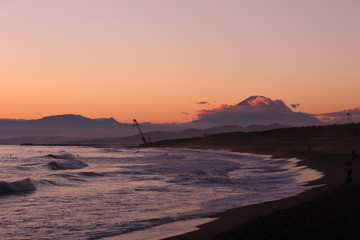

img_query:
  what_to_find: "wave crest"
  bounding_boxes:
[0,178,36,195]
[48,160,88,170]
[47,153,77,160]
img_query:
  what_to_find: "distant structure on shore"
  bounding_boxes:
[132,119,149,144]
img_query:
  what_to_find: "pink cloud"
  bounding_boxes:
[316,107,360,123]
[291,103,300,109]
[193,96,322,126]
[195,101,210,105]
[196,104,232,117]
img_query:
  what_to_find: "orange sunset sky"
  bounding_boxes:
[0,1,359,123]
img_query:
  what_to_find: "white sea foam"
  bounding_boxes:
[0,145,322,240]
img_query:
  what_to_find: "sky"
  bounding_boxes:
[0,0,359,123]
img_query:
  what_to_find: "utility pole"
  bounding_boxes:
[133,119,147,144]
[347,112,351,137]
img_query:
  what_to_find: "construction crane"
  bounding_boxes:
[133,119,148,144]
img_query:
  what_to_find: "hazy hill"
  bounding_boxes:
[76,123,288,145]
[0,114,290,145]
[0,114,132,137]
[0,103,326,145]
[0,96,331,145]
[0,115,140,144]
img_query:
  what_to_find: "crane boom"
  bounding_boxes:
[133,119,147,144]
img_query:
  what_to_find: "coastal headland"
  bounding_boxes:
[144,123,360,240]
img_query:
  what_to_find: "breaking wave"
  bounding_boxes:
[46,153,78,160]
[45,152,88,170]
[0,178,36,195]
[0,146,322,240]
[47,160,88,170]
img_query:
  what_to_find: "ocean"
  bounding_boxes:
[0,145,321,240]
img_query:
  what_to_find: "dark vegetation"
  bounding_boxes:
[149,123,360,155]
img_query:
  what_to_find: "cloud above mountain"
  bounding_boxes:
[316,107,360,124]
[193,96,323,127]
[291,103,300,109]
[196,101,210,105]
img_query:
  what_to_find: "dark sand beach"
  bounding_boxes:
[147,124,360,240]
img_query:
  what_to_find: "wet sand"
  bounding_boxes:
[150,126,360,240]
[100,151,332,240]
[102,124,360,240]
[101,218,216,240]
[161,151,358,240]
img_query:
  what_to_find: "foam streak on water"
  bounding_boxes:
[0,145,321,240]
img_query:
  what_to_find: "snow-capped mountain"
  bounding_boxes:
[237,96,291,111]
[194,96,323,126]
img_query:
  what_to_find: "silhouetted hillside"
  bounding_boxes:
[0,115,136,143]
[0,114,289,145]
[149,123,360,155]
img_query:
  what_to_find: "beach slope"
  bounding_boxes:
[150,124,360,240]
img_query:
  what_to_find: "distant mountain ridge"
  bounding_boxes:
[5,95,355,145]
[0,114,289,145]
[0,114,128,139]
[78,123,288,145]
[194,95,323,126]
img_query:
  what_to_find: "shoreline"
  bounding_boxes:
[99,148,345,240]
[17,136,359,239]
[159,150,356,240]
[18,123,360,239]
[101,218,217,240]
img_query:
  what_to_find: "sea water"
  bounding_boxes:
[0,145,321,240]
